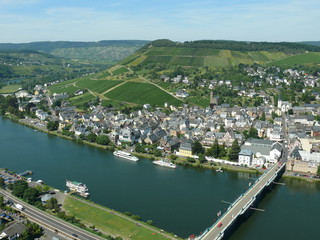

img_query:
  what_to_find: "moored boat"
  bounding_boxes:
[113,150,139,162]
[153,159,177,169]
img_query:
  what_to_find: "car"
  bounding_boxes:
[217,222,223,228]
[71,233,78,237]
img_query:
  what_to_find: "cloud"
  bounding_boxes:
[0,0,319,42]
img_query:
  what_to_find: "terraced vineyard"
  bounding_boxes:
[104,82,182,106]
[125,47,290,67]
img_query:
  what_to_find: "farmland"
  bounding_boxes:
[104,82,182,106]
[76,79,123,94]
[267,52,320,66]
[0,84,21,94]
[135,47,291,67]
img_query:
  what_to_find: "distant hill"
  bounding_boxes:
[119,39,320,68]
[301,41,320,47]
[0,40,150,63]
[0,49,103,86]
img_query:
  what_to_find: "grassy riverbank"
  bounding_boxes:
[63,196,179,240]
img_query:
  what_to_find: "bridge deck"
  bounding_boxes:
[200,163,285,240]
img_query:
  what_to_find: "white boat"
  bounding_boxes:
[216,167,223,172]
[113,150,139,162]
[66,180,89,197]
[153,159,177,169]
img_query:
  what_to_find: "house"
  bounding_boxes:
[0,222,26,240]
[241,138,282,164]
[238,149,253,166]
[35,109,49,121]
[176,89,189,98]
[41,194,53,203]
[177,142,193,157]
[311,125,320,137]
[119,128,135,144]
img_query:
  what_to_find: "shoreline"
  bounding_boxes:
[2,115,318,182]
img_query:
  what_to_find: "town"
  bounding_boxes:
[2,65,320,179]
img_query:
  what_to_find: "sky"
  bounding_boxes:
[0,0,319,43]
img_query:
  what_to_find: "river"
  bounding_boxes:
[0,117,319,239]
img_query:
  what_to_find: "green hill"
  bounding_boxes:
[121,40,320,68]
[0,50,103,88]
[0,40,149,63]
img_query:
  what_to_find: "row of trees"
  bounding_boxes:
[192,139,241,162]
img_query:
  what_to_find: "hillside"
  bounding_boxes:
[0,50,103,88]
[301,41,320,47]
[0,40,149,63]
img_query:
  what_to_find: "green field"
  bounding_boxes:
[69,92,95,107]
[76,79,123,94]
[267,52,320,66]
[112,67,129,75]
[105,82,182,106]
[0,84,21,94]
[137,46,294,67]
[64,197,172,240]
[188,96,210,108]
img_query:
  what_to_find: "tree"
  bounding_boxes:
[96,135,110,145]
[192,141,205,155]
[12,180,28,198]
[0,177,4,188]
[219,143,227,158]
[46,121,59,131]
[261,112,266,121]
[20,221,43,240]
[86,132,97,142]
[288,109,294,115]
[0,195,4,208]
[317,166,320,176]
[228,139,241,161]
[219,125,226,132]
[198,154,206,163]
[153,149,162,157]
[46,197,60,212]
[23,187,39,204]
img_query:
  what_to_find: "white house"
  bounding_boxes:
[238,149,253,166]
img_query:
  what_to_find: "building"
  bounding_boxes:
[0,222,26,240]
[238,149,253,166]
[177,142,193,157]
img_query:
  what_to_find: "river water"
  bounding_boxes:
[0,117,319,239]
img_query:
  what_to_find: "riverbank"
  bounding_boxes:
[283,172,320,183]
[63,196,179,240]
[4,114,261,175]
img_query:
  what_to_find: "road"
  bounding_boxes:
[201,162,285,240]
[0,189,105,240]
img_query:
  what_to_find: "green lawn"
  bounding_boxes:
[63,197,172,240]
[104,82,182,106]
[0,84,21,93]
[76,80,123,94]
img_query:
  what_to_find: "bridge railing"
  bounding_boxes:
[198,163,283,239]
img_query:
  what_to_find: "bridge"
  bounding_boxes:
[195,162,286,240]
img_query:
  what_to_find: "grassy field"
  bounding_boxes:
[48,78,84,94]
[112,67,129,75]
[188,96,210,108]
[76,79,123,94]
[105,82,182,106]
[0,84,21,93]
[69,92,95,107]
[63,197,173,240]
[267,52,320,66]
